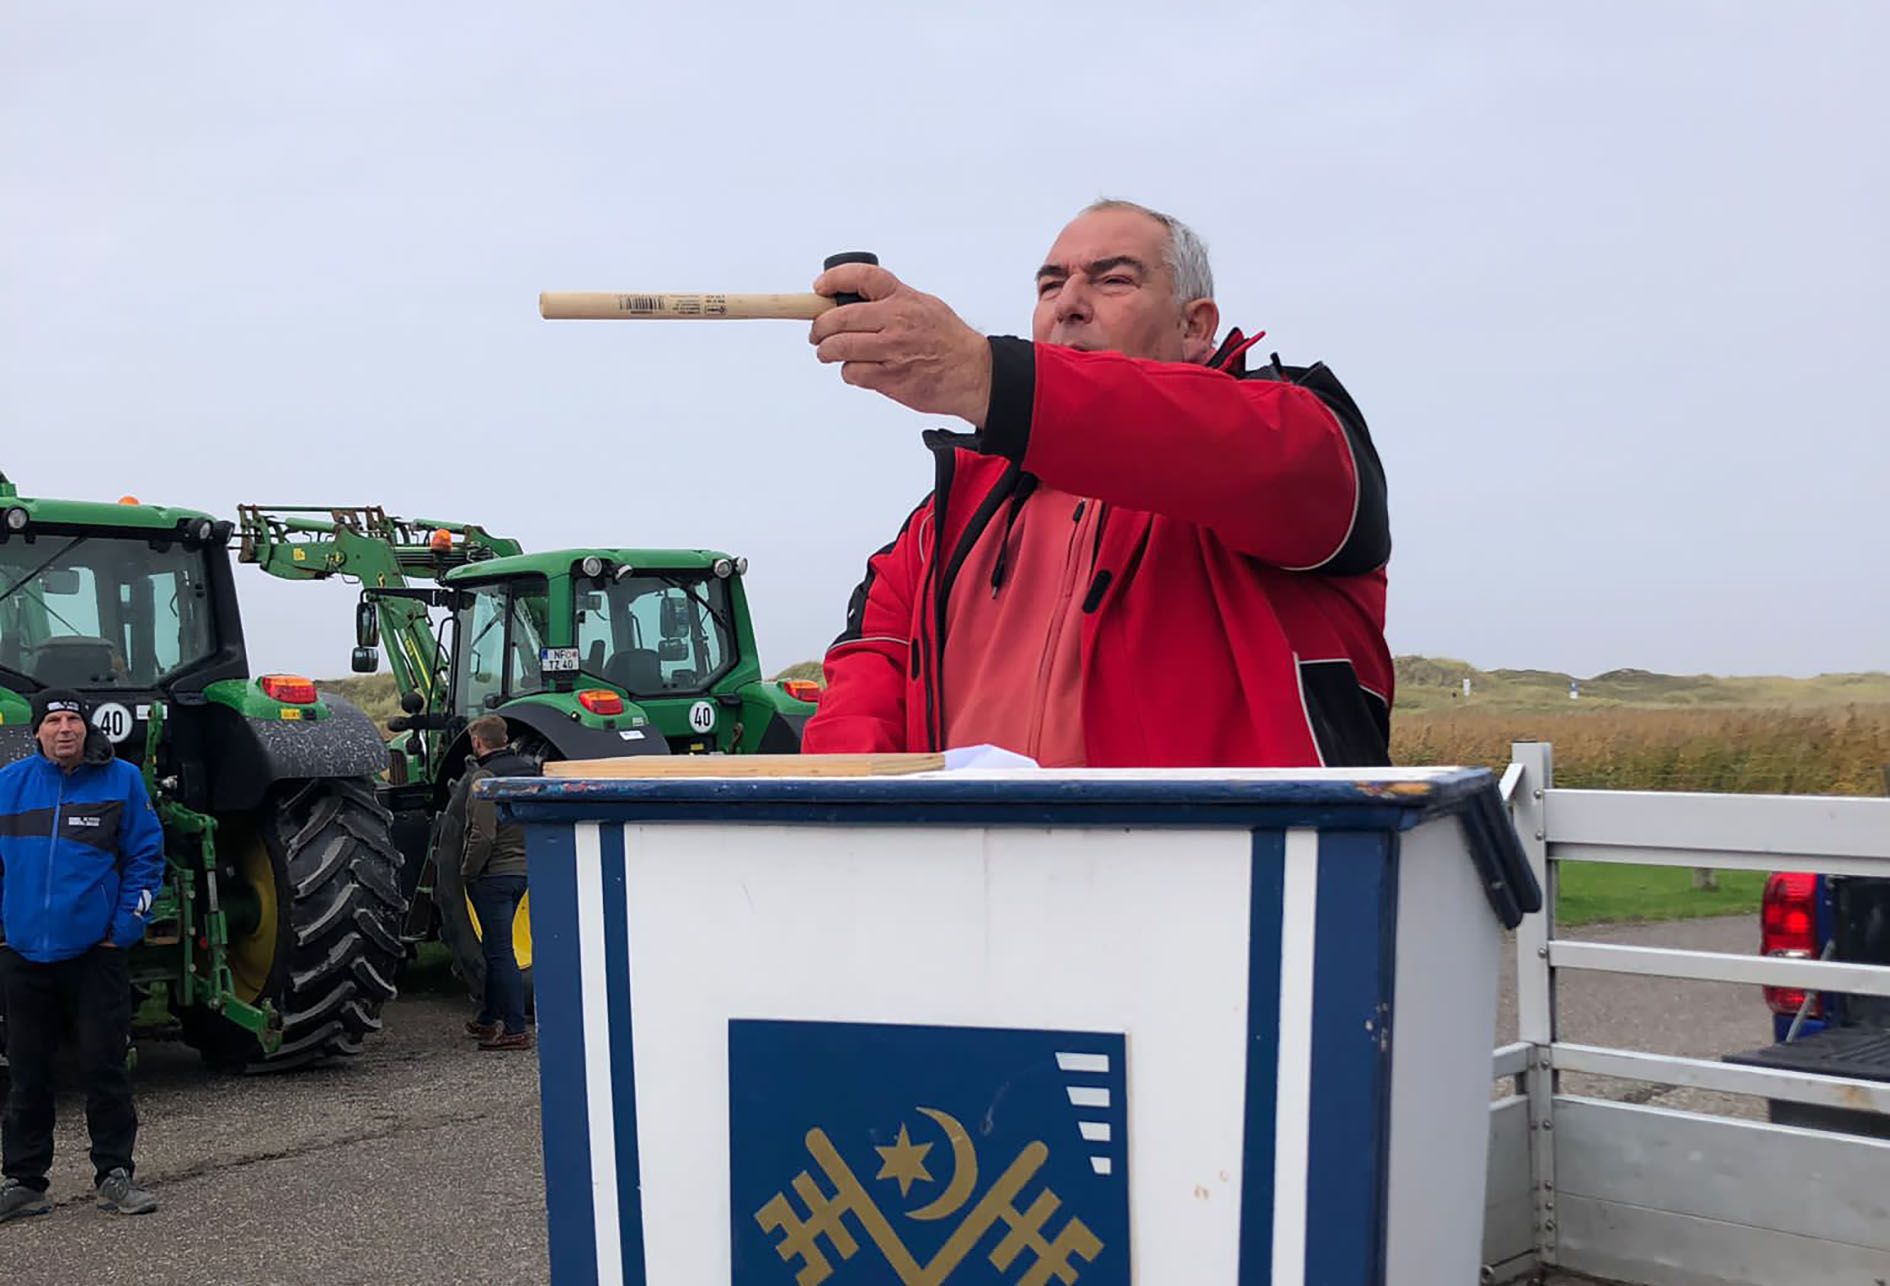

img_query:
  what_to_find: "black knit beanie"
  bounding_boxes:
[31,688,90,732]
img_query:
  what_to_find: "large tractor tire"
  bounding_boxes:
[183,777,406,1071]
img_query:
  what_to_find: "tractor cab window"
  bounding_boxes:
[0,535,215,689]
[452,577,549,719]
[577,572,734,697]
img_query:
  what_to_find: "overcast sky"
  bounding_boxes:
[3,2,1884,683]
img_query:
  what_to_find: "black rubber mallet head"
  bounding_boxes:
[823,251,879,306]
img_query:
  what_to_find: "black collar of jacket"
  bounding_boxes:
[474,746,537,777]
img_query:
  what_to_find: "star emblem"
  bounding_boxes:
[874,1122,934,1197]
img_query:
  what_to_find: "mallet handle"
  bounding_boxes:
[537,292,835,321]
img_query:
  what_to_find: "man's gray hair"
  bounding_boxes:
[1082,198,1214,305]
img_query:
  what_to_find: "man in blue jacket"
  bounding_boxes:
[0,689,164,1222]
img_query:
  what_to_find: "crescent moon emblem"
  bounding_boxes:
[905,1106,978,1222]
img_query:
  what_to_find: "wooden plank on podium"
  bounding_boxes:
[544,752,946,779]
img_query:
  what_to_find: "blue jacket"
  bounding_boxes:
[0,741,166,963]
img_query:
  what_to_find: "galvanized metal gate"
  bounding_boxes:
[1481,742,1890,1285]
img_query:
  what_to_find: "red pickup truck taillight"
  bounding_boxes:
[1760,871,1821,1017]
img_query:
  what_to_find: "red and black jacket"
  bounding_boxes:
[801,329,1394,768]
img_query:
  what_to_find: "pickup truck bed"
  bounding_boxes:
[1723,1026,1890,1138]
[1723,874,1890,1139]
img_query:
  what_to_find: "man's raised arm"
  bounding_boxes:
[975,339,1390,574]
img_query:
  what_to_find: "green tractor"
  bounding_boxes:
[0,475,406,1072]
[235,505,818,999]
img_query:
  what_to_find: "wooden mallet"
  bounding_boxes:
[539,251,878,321]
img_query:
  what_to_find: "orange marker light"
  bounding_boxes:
[577,689,625,716]
[778,679,822,703]
[259,675,318,705]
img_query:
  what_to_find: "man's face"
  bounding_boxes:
[1031,208,1217,362]
[37,709,86,766]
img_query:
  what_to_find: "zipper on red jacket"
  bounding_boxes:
[1082,512,1147,615]
[917,432,959,750]
[988,474,1039,594]
[1078,501,1116,613]
[920,434,1026,751]
[934,462,1024,751]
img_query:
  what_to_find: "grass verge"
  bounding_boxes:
[1556,861,1765,928]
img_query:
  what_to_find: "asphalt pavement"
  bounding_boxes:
[0,991,548,1285]
[1497,913,1772,1120]
[0,915,1770,1285]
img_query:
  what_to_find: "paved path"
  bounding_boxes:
[0,991,548,1285]
[1498,914,1772,1120]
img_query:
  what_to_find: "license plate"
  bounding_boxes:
[540,647,581,673]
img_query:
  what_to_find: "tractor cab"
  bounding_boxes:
[445,550,739,721]
[0,488,241,771]
[430,548,748,759]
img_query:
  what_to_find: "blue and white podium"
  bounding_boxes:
[487,766,1538,1286]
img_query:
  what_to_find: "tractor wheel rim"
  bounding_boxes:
[465,890,534,972]
[228,830,279,1002]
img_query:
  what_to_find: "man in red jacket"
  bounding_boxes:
[800,200,1392,768]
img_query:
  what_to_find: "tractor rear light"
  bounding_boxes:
[779,679,821,703]
[259,675,318,705]
[577,689,624,716]
[1761,871,1821,1017]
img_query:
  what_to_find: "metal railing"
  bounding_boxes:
[1483,741,1890,1286]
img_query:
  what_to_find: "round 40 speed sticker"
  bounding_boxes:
[688,700,716,734]
[91,702,136,744]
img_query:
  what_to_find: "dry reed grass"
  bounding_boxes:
[1394,703,1890,796]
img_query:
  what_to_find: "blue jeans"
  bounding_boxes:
[468,874,528,1035]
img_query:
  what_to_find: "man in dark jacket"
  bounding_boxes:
[801,200,1392,768]
[448,716,534,1051]
[0,689,164,1223]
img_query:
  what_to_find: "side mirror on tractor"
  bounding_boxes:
[40,568,82,596]
[351,646,379,674]
[660,594,691,640]
[355,599,380,649]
